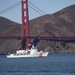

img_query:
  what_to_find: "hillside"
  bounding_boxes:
[0,5,75,54]
[0,17,21,54]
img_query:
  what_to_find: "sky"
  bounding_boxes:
[0,0,75,24]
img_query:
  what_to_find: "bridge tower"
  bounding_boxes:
[21,0,30,49]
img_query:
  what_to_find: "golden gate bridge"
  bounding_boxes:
[0,0,75,50]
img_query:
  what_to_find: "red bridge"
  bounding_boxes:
[0,0,75,50]
[0,36,75,41]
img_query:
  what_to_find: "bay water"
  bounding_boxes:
[0,52,75,75]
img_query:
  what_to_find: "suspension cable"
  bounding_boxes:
[0,1,48,21]
[0,1,46,16]
[29,5,43,16]
[29,1,46,15]
[0,1,21,14]
[28,1,50,22]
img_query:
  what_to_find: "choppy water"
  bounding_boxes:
[0,52,75,75]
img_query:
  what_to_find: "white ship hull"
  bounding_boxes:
[7,45,49,58]
[7,52,49,58]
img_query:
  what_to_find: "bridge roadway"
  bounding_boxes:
[0,36,75,42]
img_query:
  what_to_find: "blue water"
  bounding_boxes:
[0,53,75,75]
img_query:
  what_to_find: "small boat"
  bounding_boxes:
[7,45,49,58]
